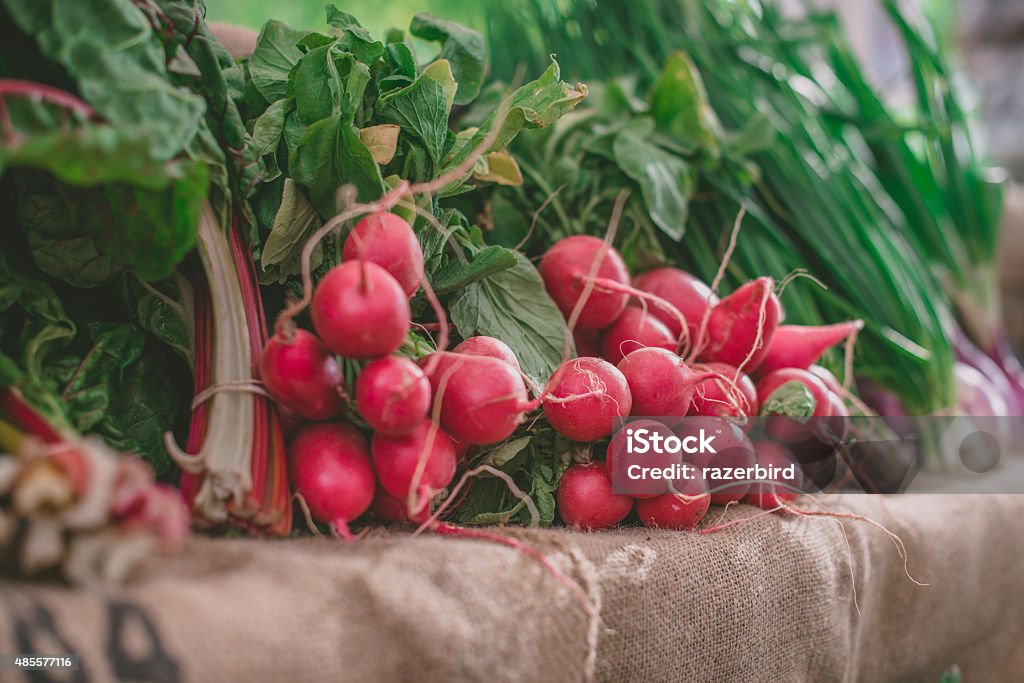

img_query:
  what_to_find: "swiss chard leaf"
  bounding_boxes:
[16,173,124,288]
[44,322,146,434]
[3,0,205,162]
[93,342,181,477]
[449,251,569,385]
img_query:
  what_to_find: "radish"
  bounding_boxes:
[757,321,864,374]
[289,422,375,538]
[260,329,345,420]
[689,361,758,424]
[543,357,632,442]
[556,461,633,530]
[600,307,675,363]
[539,235,630,331]
[701,277,781,371]
[574,329,602,358]
[758,368,832,416]
[355,355,431,436]
[454,335,522,371]
[633,267,718,342]
[422,353,529,445]
[312,260,411,358]
[677,416,755,505]
[371,485,430,524]
[616,348,713,421]
[744,440,803,509]
[372,419,457,503]
[342,212,424,297]
[758,368,833,441]
[809,364,843,395]
[605,419,681,499]
[635,478,711,530]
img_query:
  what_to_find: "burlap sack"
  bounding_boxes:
[0,495,1021,682]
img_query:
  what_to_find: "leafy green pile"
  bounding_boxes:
[237,8,586,385]
[0,0,241,474]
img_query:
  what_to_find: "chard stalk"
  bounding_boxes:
[165,202,290,533]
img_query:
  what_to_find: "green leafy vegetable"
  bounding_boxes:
[450,252,570,384]
[410,13,486,105]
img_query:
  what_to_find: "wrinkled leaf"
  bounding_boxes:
[259,179,323,282]
[613,122,694,240]
[473,150,523,186]
[44,322,145,433]
[442,61,587,182]
[650,51,721,156]
[17,174,124,288]
[449,252,569,385]
[292,44,339,125]
[120,274,193,367]
[291,117,384,215]
[410,14,485,105]
[94,345,181,477]
[250,20,306,101]
[359,124,400,164]
[422,59,457,113]
[478,436,531,468]
[252,98,294,157]
[431,244,518,294]
[378,74,450,170]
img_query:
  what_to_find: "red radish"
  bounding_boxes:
[809,364,843,395]
[689,361,758,421]
[701,277,781,371]
[539,235,630,331]
[633,267,718,342]
[600,307,675,363]
[757,321,864,374]
[276,404,304,439]
[744,440,803,509]
[372,419,457,503]
[677,417,755,505]
[454,336,521,371]
[757,368,833,442]
[260,329,345,420]
[290,422,375,538]
[616,348,711,421]
[605,419,681,499]
[312,261,410,358]
[758,368,832,418]
[422,353,529,445]
[574,329,602,358]
[342,212,424,297]
[556,461,633,530]
[371,485,430,524]
[635,479,711,530]
[355,355,431,436]
[543,357,632,442]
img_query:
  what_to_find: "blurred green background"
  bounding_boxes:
[203,0,485,37]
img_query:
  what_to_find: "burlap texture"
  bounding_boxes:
[0,495,1021,682]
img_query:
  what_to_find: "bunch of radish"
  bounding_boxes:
[259,212,538,536]
[537,235,862,531]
